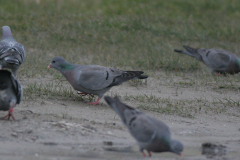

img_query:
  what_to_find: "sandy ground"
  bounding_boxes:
[0,71,240,160]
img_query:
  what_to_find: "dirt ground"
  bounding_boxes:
[0,71,240,160]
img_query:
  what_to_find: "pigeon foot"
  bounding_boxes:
[142,150,151,157]
[148,151,152,157]
[88,98,100,105]
[3,108,15,120]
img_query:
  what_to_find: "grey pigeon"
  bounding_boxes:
[174,45,240,75]
[104,96,183,157]
[0,26,25,75]
[48,57,148,105]
[0,70,22,120]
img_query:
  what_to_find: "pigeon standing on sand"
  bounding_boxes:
[0,70,22,120]
[104,96,183,157]
[0,26,25,75]
[174,45,240,75]
[48,57,148,105]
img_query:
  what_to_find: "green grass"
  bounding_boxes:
[24,81,95,102]
[1,0,240,77]
[121,93,237,118]
[2,0,240,117]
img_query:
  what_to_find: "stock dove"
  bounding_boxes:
[0,70,22,120]
[174,45,240,75]
[104,96,183,157]
[48,57,148,105]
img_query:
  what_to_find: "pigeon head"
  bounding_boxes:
[2,26,12,38]
[48,57,74,71]
[170,140,184,155]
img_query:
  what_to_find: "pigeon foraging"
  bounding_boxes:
[104,96,184,157]
[174,45,240,75]
[48,57,148,105]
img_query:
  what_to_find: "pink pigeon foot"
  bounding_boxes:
[141,150,151,157]
[3,108,15,120]
[215,72,226,76]
[180,153,183,157]
[142,151,146,157]
[88,98,100,105]
[148,151,152,157]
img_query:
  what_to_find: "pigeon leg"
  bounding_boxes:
[77,92,94,97]
[215,72,226,76]
[142,151,146,157]
[148,151,152,157]
[88,98,100,105]
[77,92,88,96]
[180,153,183,157]
[3,108,15,120]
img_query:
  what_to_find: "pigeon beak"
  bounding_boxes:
[48,64,52,68]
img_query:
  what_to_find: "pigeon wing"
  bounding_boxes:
[127,114,157,142]
[126,113,171,143]
[199,49,231,68]
[12,43,25,63]
[0,42,11,56]
[78,66,122,91]
[10,74,22,104]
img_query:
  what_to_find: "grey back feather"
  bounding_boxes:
[0,26,25,75]
[76,65,123,91]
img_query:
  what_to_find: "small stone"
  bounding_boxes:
[103,141,113,146]
[11,132,18,137]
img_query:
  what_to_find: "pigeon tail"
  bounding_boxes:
[104,96,135,124]
[108,71,148,87]
[173,49,183,53]
[174,48,193,57]
[174,45,203,61]
[183,45,198,53]
[136,75,148,79]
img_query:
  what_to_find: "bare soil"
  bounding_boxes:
[0,71,240,160]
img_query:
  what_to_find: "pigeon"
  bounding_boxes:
[104,96,183,157]
[48,57,148,105]
[0,26,25,75]
[0,70,22,120]
[174,45,240,75]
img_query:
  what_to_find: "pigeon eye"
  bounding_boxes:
[52,61,55,63]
